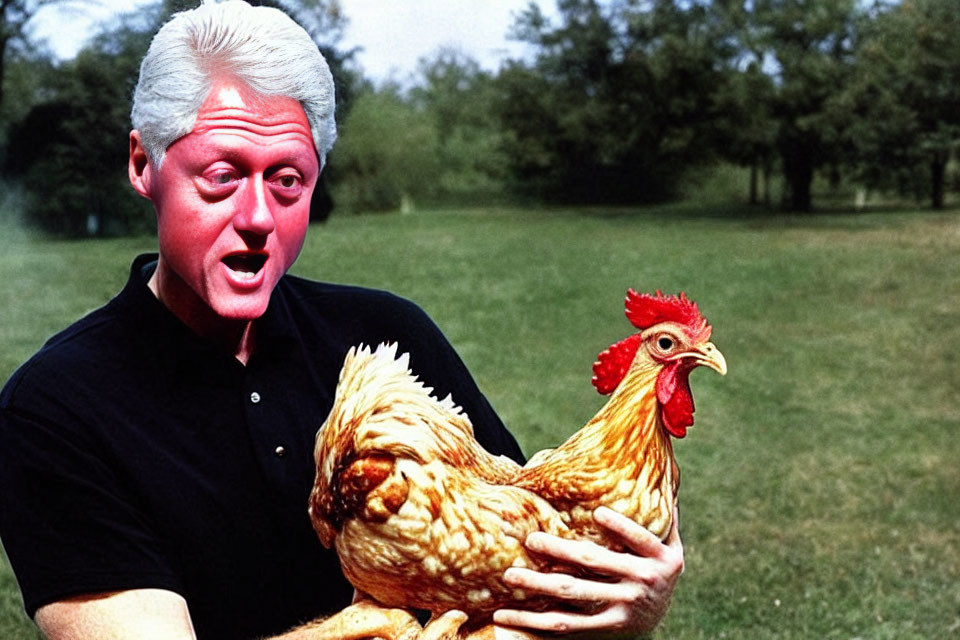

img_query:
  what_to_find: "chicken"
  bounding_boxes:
[307,289,726,639]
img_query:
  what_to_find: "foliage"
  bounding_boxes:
[0,48,53,143]
[712,61,779,205]
[329,86,441,213]
[833,15,924,201]
[498,0,736,204]
[4,13,156,236]
[410,50,510,203]
[844,0,960,208]
[0,1,90,111]
[735,0,861,211]
[331,50,513,214]
[1,203,958,637]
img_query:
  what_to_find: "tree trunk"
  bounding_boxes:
[779,130,817,212]
[749,156,759,205]
[931,154,946,209]
[783,154,813,212]
[789,171,812,212]
[0,34,8,111]
[763,158,772,206]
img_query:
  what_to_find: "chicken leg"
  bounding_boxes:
[297,600,422,640]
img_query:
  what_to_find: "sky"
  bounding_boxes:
[30,0,557,83]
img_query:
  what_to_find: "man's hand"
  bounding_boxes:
[492,506,683,638]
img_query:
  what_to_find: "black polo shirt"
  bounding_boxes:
[0,253,523,639]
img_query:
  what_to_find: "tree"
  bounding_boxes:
[721,62,778,205]
[5,14,157,235]
[0,48,52,152]
[0,0,90,111]
[498,0,735,204]
[410,49,509,202]
[706,1,780,206]
[746,0,860,211]
[850,0,960,208]
[330,86,441,213]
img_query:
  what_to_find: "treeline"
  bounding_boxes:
[1,0,959,236]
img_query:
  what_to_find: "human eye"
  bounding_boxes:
[278,175,299,188]
[269,169,304,200]
[194,165,240,199]
[205,168,238,188]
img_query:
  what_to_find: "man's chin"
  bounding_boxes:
[210,296,271,323]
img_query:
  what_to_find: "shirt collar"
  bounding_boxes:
[114,254,298,377]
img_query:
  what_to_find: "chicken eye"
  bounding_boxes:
[658,336,674,351]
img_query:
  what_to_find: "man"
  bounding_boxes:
[0,2,683,639]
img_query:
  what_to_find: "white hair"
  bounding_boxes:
[131,0,336,168]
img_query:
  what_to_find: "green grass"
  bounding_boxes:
[1,204,958,638]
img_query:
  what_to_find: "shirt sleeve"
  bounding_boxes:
[0,387,182,617]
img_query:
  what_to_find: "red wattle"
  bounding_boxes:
[592,334,643,395]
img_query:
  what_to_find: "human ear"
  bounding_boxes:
[128,130,153,200]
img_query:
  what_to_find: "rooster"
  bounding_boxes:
[307,290,726,639]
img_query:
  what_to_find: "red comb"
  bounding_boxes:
[624,289,711,342]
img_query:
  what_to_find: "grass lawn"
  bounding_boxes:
[1,204,957,639]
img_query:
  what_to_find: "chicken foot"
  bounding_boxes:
[295,600,422,640]
[299,600,546,640]
[418,610,469,640]
[459,625,545,640]
[420,613,547,640]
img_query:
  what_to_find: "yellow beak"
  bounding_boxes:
[693,342,727,375]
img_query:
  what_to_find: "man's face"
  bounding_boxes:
[145,80,319,323]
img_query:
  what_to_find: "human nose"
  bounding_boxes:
[233,175,276,236]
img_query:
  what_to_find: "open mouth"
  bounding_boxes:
[222,253,267,280]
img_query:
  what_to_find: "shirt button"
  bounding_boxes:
[250,392,261,404]
[274,446,286,457]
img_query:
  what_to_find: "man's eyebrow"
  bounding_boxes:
[188,141,316,168]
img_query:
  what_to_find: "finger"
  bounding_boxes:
[524,531,624,575]
[493,605,629,635]
[489,625,546,640]
[593,506,666,559]
[665,503,683,550]
[594,507,684,583]
[503,567,626,602]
